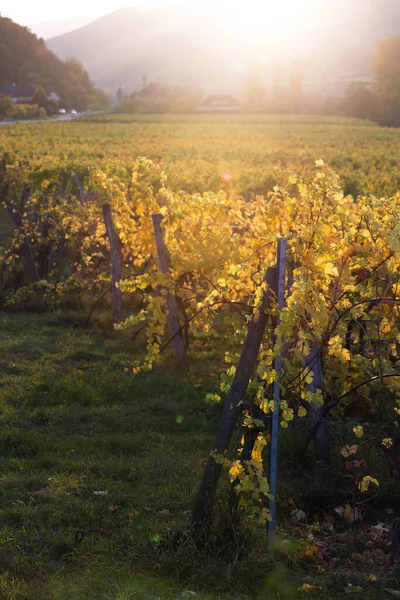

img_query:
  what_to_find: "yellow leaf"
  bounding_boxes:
[229,461,243,480]
[298,406,307,417]
[324,262,339,277]
[380,318,391,335]
[298,582,323,592]
[205,393,221,404]
[382,438,393,448]
[353,426,364,438]
[368,575,377,582]
[304,371,314,385]
[358,475,379,492]
[298,583,314,592]
[341,444,358,457]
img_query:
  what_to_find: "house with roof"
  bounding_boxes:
[198,94,241,111]
[0,83,61,105]
[0,83,37,103]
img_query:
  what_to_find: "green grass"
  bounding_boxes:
[0,311,399,599]
[0,312,217,598]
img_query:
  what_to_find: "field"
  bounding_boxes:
[2,113,400,196]
[1,114,400,599]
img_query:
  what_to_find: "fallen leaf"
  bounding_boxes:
[298,583,323,592]
[345,585,363,593]
[343,504,362,523]
[371,523,390,534]
[291,508,306,522]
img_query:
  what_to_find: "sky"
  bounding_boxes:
[2,1,236,25]
[1,0,319,28]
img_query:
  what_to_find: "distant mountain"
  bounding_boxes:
[46,3,400,96]
[29,18,92,40]
[0,15,107,108]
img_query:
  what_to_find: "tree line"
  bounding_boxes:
[113,35,400,124]
[241,36,400,124]
[0,15,108,112]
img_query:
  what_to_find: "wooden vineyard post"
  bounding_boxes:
[306,345,327,452]
[268,238,287,557]
[102,203,123,324]
[191,266,276,533]
[152,213,187,370]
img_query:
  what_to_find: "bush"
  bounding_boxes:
[10,103,48,119]
[13,104,27,119]
[115,97,168,114]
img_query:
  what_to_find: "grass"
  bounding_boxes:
[0,311,216,598]
[0,310,399,599]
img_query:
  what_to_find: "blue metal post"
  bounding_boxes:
[267,238,287,556]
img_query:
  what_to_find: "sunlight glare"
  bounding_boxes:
[227,0,320,48]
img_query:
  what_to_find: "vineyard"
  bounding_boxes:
[1,114,400,599]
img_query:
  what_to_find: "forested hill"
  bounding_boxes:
[46,1,400,95]
[0,16,107,109]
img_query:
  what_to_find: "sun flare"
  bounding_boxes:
[227,0,320,47]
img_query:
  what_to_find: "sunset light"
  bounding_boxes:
[3,0,400,594]
[227,0,320,44]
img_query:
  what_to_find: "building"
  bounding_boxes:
[47,91,60,103]
[198,94,241,111]
[0,83,37,103]
[0,84,61,105]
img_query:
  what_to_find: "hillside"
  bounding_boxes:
[46,2,400,96]
[0,15,107,109]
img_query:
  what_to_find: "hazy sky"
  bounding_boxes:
[2,1,241,24]
[1,0,318,28]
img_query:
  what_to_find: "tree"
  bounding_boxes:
[0,16,108,112]
[116,86,125,104]
[371,36,400,124]
[241,65,267,112]
[341,81,378,120]
[0,94,12,117]
[288,62,305,114]
[32,86,48,109]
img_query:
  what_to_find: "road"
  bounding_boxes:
[0,110,105,126]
